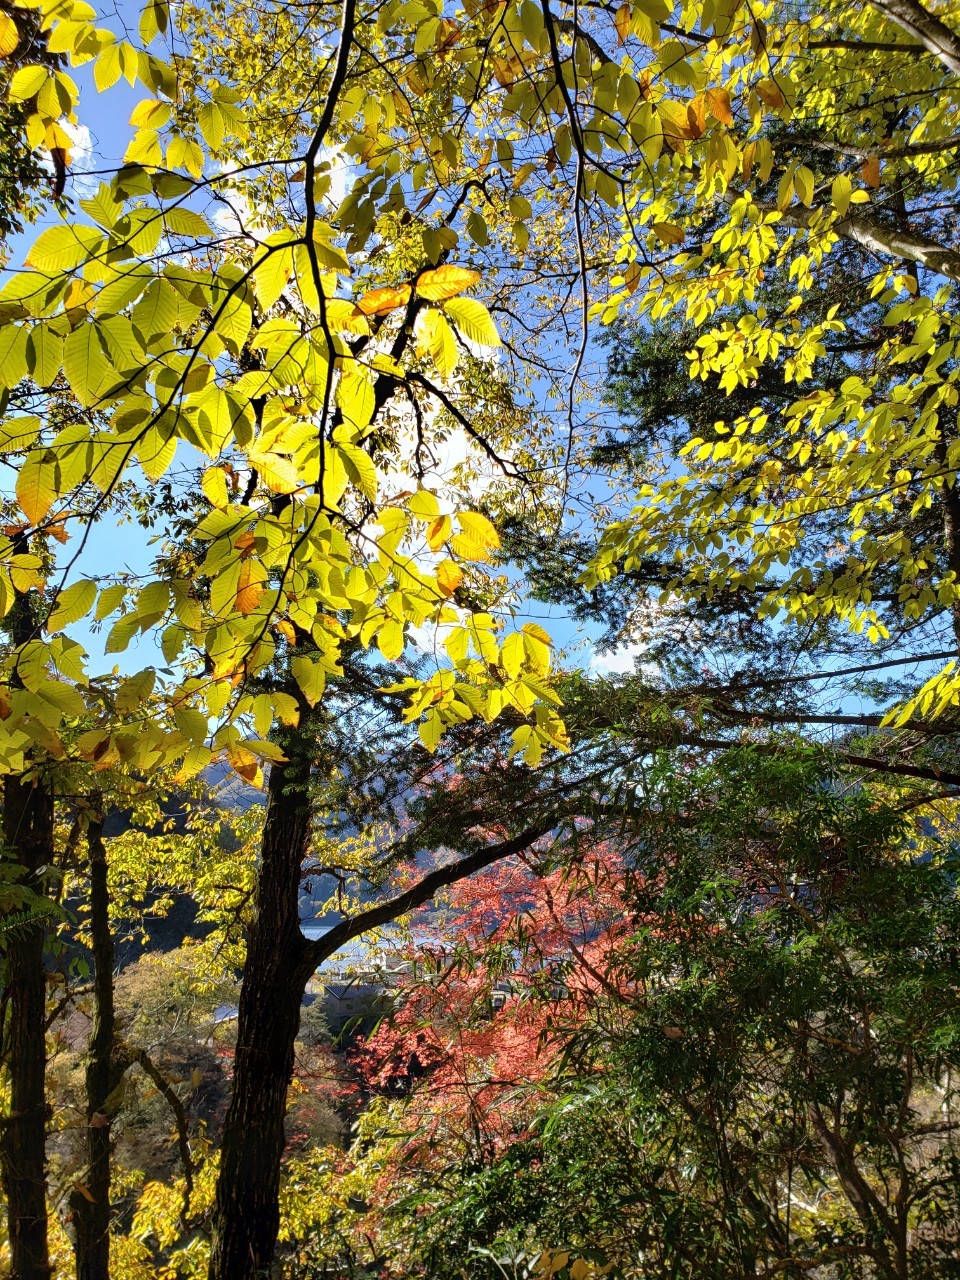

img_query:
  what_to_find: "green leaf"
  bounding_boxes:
[0,327,29,388]
[338,442,378,501]
[95,584,127,619]
[47,579,98,631]
[63,324,116,408]
[24,224,102,274]
[25,326,64,386]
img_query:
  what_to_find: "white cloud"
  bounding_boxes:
[589,643,649,676]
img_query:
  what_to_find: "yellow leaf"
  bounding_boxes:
[418,711,443,752]
[436,558,463,596]
[0,12,19,57]
[427,514,451,550]
[458,510,501,552]
[377,618,404,661]
[522,621,552,645]
[355,284,411,316]
[652,221,685,246]
[408,489,441,519]
[501,631,525,677]
[415,265,481,302]
[202,466,229,508]
[614,3,630,42]
[755,80,785,110]
[443,297,500,347]
[252,452,298,494]
[417,308,458,378]
[47,579,97,631]
[832,173,853,216]
[16,451,56,525]
[291,654,326,706]
[128,98,169,128]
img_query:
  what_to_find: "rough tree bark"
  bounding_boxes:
[69,799,124,1280]
[207,712,319,1280]
[0,587,53,1280]
[207,696,552,1280]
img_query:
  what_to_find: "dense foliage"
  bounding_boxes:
[2,0,960,1276]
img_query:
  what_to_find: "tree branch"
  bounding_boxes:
[130,1047,195,1221]
[769,202,960,283]
[868,0,960,72]
[303,821,555,970]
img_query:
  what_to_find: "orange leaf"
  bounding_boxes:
[274,619,296,644]
[436,558,463,596]
[861,155,881,188]
[686,97,706,140]
[705,86,734,127]
[427,514,451,551]
[235,561,265,615]
[229,746,260,782]
[355,285,412,316]
[234,529,256,558]
[614,2,630,42]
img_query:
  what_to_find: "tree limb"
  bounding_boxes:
[771,202,960,282]
[867,0,960,73]
[129,1047,195,1221]
[304,821,555,970]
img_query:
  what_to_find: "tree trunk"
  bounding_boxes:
[208,718,316,1280]
[1,590,53,1280]
[934,434,960,649]
[70,801,123,1280]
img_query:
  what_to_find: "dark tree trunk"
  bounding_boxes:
[208,720,317,1280]
[934,433,960,648]
[1,590,53,1280]
[70,801,123,1280]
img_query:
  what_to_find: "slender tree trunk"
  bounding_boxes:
[934,434,960,649]
[208,717,317,1280]
[70,800,123,1280]
[0,589,53,1280]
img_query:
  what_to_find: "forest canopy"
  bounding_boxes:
[1,0,960,1275]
